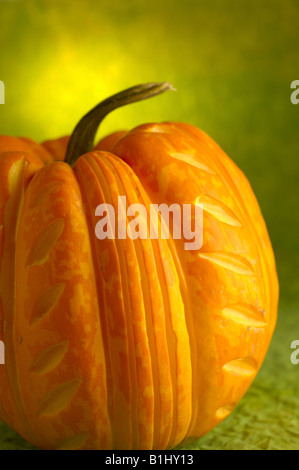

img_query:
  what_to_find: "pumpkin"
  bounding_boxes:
[0,83,278,450]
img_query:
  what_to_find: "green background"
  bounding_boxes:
[0,0,298,450]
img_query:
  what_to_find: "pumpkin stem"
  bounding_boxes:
[64,82,175,166]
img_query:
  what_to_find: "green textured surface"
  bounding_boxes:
[0,0,298,450]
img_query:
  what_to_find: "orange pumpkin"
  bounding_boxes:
[0,83,278,450]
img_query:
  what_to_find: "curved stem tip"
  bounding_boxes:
[64,82,175,166]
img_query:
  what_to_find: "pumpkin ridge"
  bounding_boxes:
[89,152,154,449]
[110,133,202,446]
[96,155,144,448]
[0,158,41,446]
[104,152,193,449]
[15,161,112,449]
[100,152,166,449]
[72,158,115,446]
[75,154,136,449]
